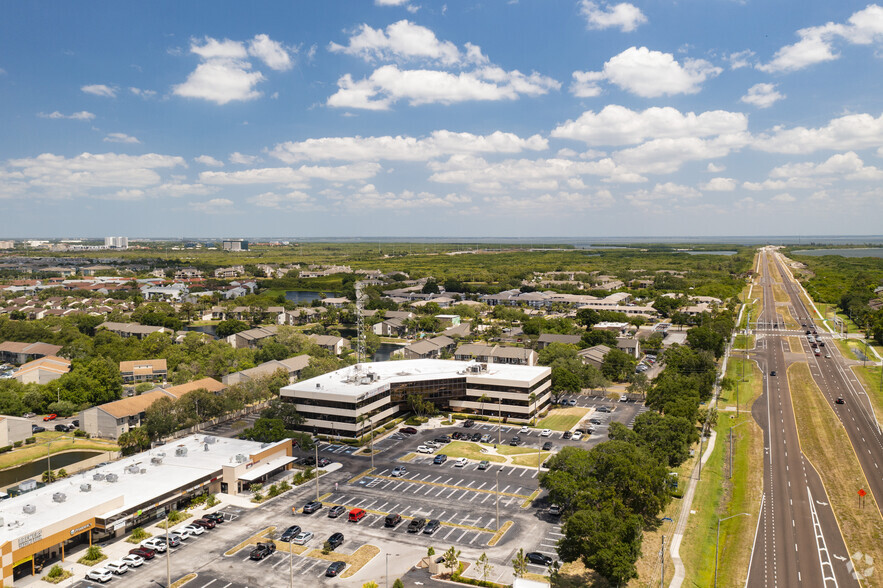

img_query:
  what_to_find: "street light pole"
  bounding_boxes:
[715,513,750,587]
[498,398,502,445]
[495,470,500,532]
[370,415,374,471]
[166,514,171,588]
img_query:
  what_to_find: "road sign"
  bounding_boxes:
[859,489,867,497]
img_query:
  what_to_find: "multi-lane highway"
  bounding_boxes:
[746,250,857,587]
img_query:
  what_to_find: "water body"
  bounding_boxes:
[685,250,738,256]
[285,291,341,304]
[0,450,105,489]
[792,248,883,258]
[374,342,405,361]
[185,324,217,337]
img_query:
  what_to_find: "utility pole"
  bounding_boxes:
[660,535,665,588]
[495,470,500,531]
[715,513,750,587]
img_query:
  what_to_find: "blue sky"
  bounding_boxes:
[1,1,882,238]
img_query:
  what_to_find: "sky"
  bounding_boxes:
[1,1,882,239]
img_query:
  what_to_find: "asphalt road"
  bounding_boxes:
[746,250,857,587]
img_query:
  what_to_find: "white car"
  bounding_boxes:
[619,395,629,402]
[182,523,205,536]
[121,554,144,568]
[417,445,435,454]
[540,429,552,437]
[104,561,129,575]
[423,440,438,448]
[86,567,113,583]
[168,531,188,542]
[571,431,583,441]
[454,458,468,467]
[293,531,314,545]
[520,425,529,434]
[141,538,167,552]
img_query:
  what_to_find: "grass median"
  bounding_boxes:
[733,334,755,350]
[788,336,803,353]
[852,364,883,421]
[436,442,506,463]
[536,407,590,431]
[789,362,883,575]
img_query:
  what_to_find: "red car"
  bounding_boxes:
[193,518,216,529]
[399,426,418,435]
[128,546,156,560]
[43,414,57,422]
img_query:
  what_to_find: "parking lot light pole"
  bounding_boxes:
[495,470,500,532]
[313,428,320,501]
[715,513,749,587]
[385,552,399,588]
[498,398,502,445]
[165,513,171,588]
[289,536,293,588]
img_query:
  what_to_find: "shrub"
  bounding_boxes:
[74,429,89,438]
[25,436,36,445]
[206,494,219,508]
[267,484,280,498]
[130,527,149,542]
[12,441,22,448]
[167,510,185,523]
[278,480,291,492]
[322,540,332,555]
[393,580,405,588]
[0,446,13,454]
[47,565,64,579]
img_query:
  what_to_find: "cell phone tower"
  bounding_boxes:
[356,280,367,363]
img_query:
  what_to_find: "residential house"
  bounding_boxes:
[372,317,406,337]
[226,326,278,349]
[13,356,71,384]
[592,321,631,335]
[536,333,582,349]
[616,337,641,358]
[162,377,227,399]
[278,307,326,326]
[98,322,169,340]
[202,306,227,321]
[0,341,63,365]
[214,266,244,279]
[308,334,350,356]
[80,265,114,277]
[453,343,537,366]
[0,416,34,447]
[175,267,204,279]
[578,345,611,369]
[222,355,310,385]
[402,336,455,360]
[434,314,461,328]
[119,359,168,384]
[320,297,349,308]
[79,390,173,439]
[443,323,472,339]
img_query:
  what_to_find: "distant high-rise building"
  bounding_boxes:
[0,240,14,250]
[105,236,128,249]
[222,239,249,251]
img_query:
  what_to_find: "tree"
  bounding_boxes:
[261,397,305,429]
[477,552,494,583]
[216,319,250,339]
[529,392,537,423]
[551,366,581,401]
[422,279,440,294]
[442,545,461,574]
[144,396,178,440]
[558,505,643,585]
[118,427,150,455]
[512,548,528,578]
[478,394,492,418]
[601,348,637,382]
[626,372,649,399]
[242,418,286,443]
[392,579,405,588]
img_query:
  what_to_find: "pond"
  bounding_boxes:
[185,324,217,337]
[0,450,106,490]
[285,291,341,304]
[685,251,738,256]
[792,248,883,258]
[374,342,406,362]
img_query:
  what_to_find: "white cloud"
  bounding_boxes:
[81,84,117,98]
[344,185,471,210]
[483,190,615,214]
[376,0,409,4]
[753,112,883,154]
[153,182,216,197]
[741,83,785,108]
[768,151,883,181]
[572,47,721,98]
[248,190,316,210]
[579,1,647,32]
[189,198,234,214]
[37,111,95,120]
[103,132,140,144]
[569,71,605,98]
[129,87,157,98]
[742,177,819,191]
[726,50,755,70]
[551,105,747,146]
[229,152,259,165]
[329,20,478,66]
[327,65,558,109]
[247,34,293,71]
[700,177,737,191]
[199,162,381,185]
[759,5,883,73]
[194,155,224,167]
[190,38,248,60]
[707,162,726,173]
[772,193,796,203]
[109,189,145,201]
[269,130,547,163]
[612,133,750,174]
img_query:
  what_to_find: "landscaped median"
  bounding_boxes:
[536,407,590,431]
[224,526,276,556]
[436,442,505,463]
[306,544,380,579]
[170,573,198,588]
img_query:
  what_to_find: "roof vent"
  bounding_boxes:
[140,468,146,474]
[126,465,140,475]
[234,453,248,464]
[175,447,188,457]
[105,473,118,483]
[204,444,209,452]
[22,504,36,515]
[150,456,163,465]
[80,483,91,493]
[93,473,105,481]
[203,436,216,444]
[52,492,66,503]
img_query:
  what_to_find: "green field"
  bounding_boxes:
[436,442,505,463]
[536,407,590,431]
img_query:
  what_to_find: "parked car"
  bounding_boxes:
[417,445,434,454]
[128,546,156,560]
[204,512,225,524]
[589,418,602,425]
[542,441,553,451]
[520,425,529,434]
[391,465,407,477]
[302,501,323,514]
[192,518,216,529]
[480,434,491,443]
[571,432,582,441]
[280,525,302,542]
[54,424,69,432]
[451,432,464,440]
[85,568,113,583]
[454,457,468,467]
[596,406,611,413]
[567,399,578,406]
[478,460,490,470]
[509,436,521,446]
[423,440,439,448]
[408,518,427,533]
[433,454,448,464]
[141,538,168,552]
[385,513,402,527]
[326,561,346,577]
[156,535,180,548]
[71,419,79,427]
[328,505,347,519]
[301,456,317,466]
[540,429,552,437]
[549,504,562,516]
[424,519,441,534]
[470,433,482,442]
[400,426,418,435]
[43,413,57,421]
[434,436,451,444]
[293,531,314,545]
[348,508,366,522]
[327,532,344,550]
[619,395,629,402]
[562,431,572,439]
[168,531,188,542]
[317,458,332,467]
[120,554,144,568]
[31,425,45,433]
[249,542,276,560]
[182,523,205,536]
[527,552,554,566]
[463,419,474,428]
[105,561,129,575]
[770,371,777,376]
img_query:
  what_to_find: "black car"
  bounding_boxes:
[407,518,427,533]
[280,525,301,542]
[434,436,451,444]
[326,561,346,577]
[463,420,474,428]
[32,425,45,433]
[770,371,777,376]
[385,513,402,527]
[317,458,332,467]
[836,397,845,404]
[250,542,276,560]
[303,501,323,514]
[562,431,572,439]
[327,532,344,550]
[589,418,602,425]
[433,454,448,464]
[542,441,553,451]
[54,424,69,432]
[423,519,441,535]
[509,436,521,446]
[301,456,317,466]
[596,406,611,413]
[204,512,225,524]
[328,505,347,518]
[400,426,418,435]
[526,552,554,566]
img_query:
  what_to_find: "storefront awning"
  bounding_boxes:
[238,456,295,483]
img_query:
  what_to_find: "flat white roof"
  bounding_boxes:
[282,359,549,400]
[0,435,284,546]
[238,455,296,482]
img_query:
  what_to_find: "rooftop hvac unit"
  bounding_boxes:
[126,465,140,475]
[0,517,5,527]
[150,457,163,465]
[234,453,247,464]
[80,484,91,493]
[19,480,36,492]
[105,473,118,483]
[140,469,146,474]
[52,492,66,503]
[203,436,216,444]
[22,504,36,515]
[175,447,188,457]
[93,473,105,481]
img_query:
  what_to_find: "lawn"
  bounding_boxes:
[789,362,883,575]
[852,365,883,433]
[733,334,754,350]
[510,451,552,468]
[718,357,761,414]
[787,336,803,353]
[536,407,590,432]
[0,434,119,470]
[771,283,790,303]
[436,442,506,463]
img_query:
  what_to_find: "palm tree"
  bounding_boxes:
[478,394,492,418]
[528,392,537,425]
